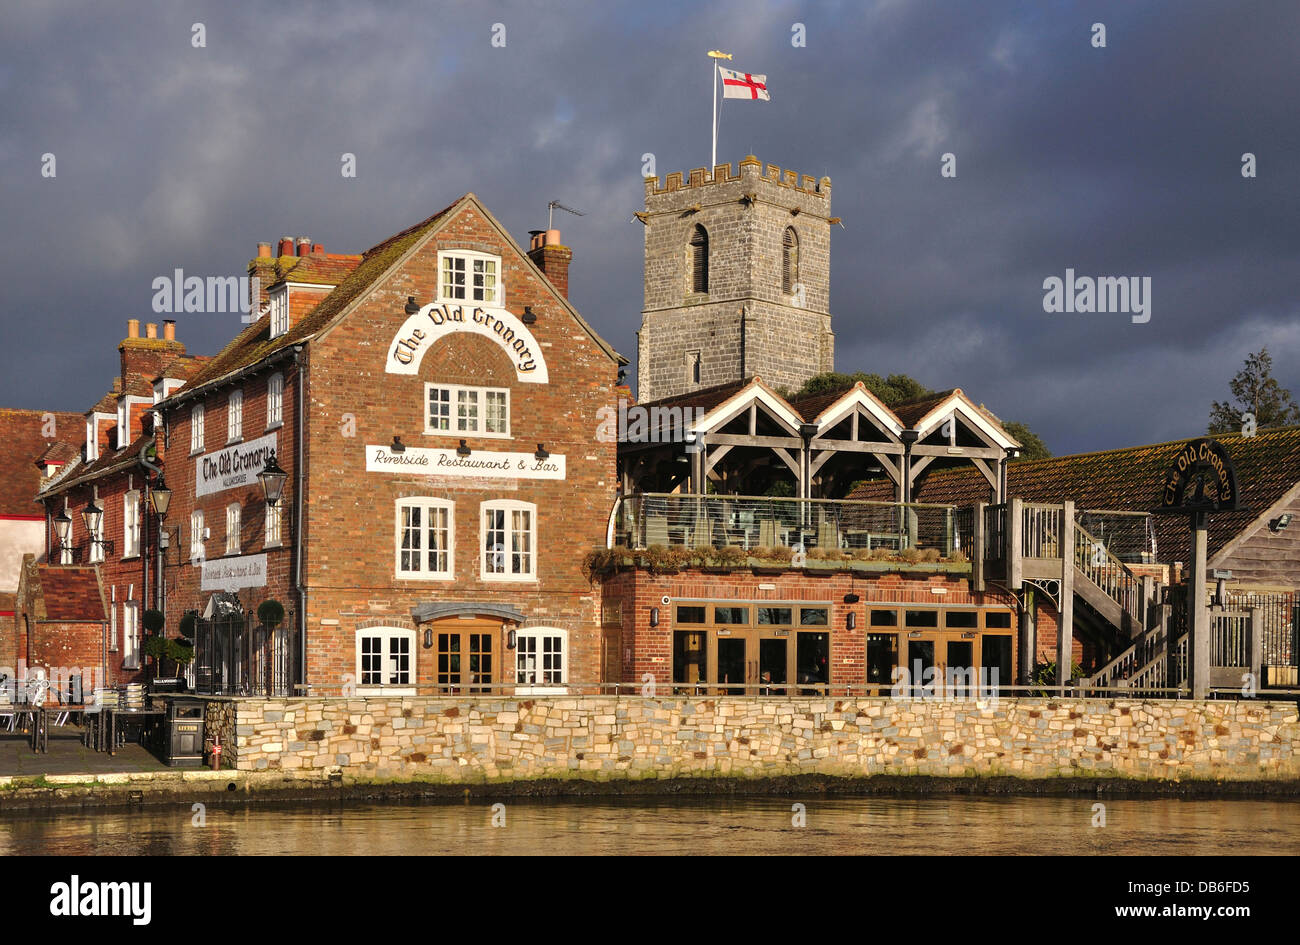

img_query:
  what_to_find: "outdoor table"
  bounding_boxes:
[105,707,166,756]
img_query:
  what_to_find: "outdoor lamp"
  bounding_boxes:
[507,629,517,650]
[843,592,860,604]
[457,439,472,457]
[391,435,406,453]
[81,500,103,539]
[258,450,288,507]
[650,607,660,627]
[846,611,857,631]
[535,443,550,461]
[53,509,72,545]
[1270,513,1292,533]
[405,295,420,315]
[150,475,171,518]
[423,629,433,649]
[521,306,537,325]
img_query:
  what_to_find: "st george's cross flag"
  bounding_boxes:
[720,67,770,101]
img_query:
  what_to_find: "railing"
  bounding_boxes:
[613,494,973,556]
[1082,623,1169,690]
[1224,589,1296,667]
[1210,610,1251,668]
[1073,520,1144,626]
[1075,509,1157,564]
[1021,503,1063,559]
[983,504,1006,561]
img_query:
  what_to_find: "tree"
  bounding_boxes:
[793,371,933,406]
[1002,422,1051,462]
[1208,347,1300,434]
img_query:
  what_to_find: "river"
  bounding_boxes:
[3,795,1298,855]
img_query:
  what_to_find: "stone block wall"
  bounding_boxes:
[217,695,1300,783]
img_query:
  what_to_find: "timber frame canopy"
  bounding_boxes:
[619,377,1021,501]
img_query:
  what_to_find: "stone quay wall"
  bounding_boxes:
[204,696,1300,783]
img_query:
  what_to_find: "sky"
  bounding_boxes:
[1,0,1296,456]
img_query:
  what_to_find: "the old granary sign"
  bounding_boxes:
[196,432,278,498]
[366,444,566,480]
[385,303,549,383]
[1155,437,1240,514]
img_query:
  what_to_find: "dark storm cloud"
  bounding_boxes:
[0,0,1295,455]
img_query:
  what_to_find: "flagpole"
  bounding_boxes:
[711,59,718,169]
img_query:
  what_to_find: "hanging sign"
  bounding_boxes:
[1153,438,1240,514]
[195,433,278,498]
[385,303,549,383]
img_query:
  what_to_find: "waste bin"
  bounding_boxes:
[163,698,205,766]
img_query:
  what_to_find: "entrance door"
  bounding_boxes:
[716,637,746,694]
[434,619,497,693]
[906,634,938,697]
[758,638,788,695]
[945,640,975,698]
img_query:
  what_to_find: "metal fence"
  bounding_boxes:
[1224,589,1296,667]
[194,611,297,697]
[613,493,973,556]
[1075,510,1157,563]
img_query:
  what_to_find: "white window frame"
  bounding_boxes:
[123,491,140,558]
[395,497,454,580]
[425,383,510,438]
[123,602,140,670]
[190,509,205,562]
[266,372,284,429]
[191,403,205,454]
[515,626,568,695]
[265,502,282,549]
[269,286,289,338]
[109,590,118,651]
[356,627,416,695]
[226,503,241,555]
[227,389,243,443]
[480,499,537,582]
[436,250,503,306]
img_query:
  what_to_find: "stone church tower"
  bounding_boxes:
[636,155,835,402]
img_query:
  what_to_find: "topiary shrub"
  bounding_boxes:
[257,599,286,628]
[167,638,194,667]
[142,635,168,660]
[143,609,165,634]
[178,613,196,640]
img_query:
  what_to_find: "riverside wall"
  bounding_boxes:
[203,696,1300,783]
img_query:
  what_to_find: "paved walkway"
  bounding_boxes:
[0,727,167,777]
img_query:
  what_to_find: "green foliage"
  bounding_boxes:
[1002,422,1052,462]
[142,635,168,660]
[178,613,196,640]
[142,609,165,634]
[794,371,933,406]
[257,599,286,627]
[166,638,194,666]
[1208,347,1300,434]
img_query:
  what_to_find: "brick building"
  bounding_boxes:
[156,194,626,696]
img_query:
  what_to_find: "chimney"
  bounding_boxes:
[127,318,140,338]
[145,322,157,339]
[163,319,176,341]
[277,237,294,257]
[257,241,272,258]
[526,228,572,299]
[296,237,311,256]
[311,242,324,255]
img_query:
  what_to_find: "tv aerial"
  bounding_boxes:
[548,200,584,229]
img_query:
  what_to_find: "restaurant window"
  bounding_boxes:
[395,498,452,579]
[674,630,707,686]
[985,611,1013,628]
[481,500,535,580]
[190,510,205,561]
[109,595,118,651]
[757,607,793,625]
[796,632,829,689]
[904,610,939,628]
[265,502,282,548]
[799,607,829,626]
[945,610,978,629]
[226,503,241,555]
[190,403,205,454]
[870,609,898,627]
[227,389,243,443]
[123,603,140,670]
[267,372,284,428]
[516,627,566,694]
[123,491,140,558]
[714,606,749,625]
[357,628,415,694]
[439,251,501,306]
[866,633,898,686]
[981,635,1013,690]
[426,384,510,437]
[676,605,707,624]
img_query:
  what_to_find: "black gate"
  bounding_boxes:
[194,593,297,696]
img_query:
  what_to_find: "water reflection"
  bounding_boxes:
[2,796,1297,856]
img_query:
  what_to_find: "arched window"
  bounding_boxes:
[782,227,799,295]
[689,225,709,293]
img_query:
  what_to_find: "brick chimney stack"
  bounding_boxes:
[296,237,311,257]
[277,237,294,257]
[527,228,572,299]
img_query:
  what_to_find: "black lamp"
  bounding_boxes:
[149,475,171,518]
[847,612,857,631]
[81,500,103,539]
[457,439,471,457]
[534,443,549,461]
[405,296,420,315]
[650,607,660,627]
[391,435,406,453]
[423,629,433,649]
[258,450,288,507]
[521,306,536,325]
[507,628,517,650]
[53,509,72,545]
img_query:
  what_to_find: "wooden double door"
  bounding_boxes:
[678,628,831,694]
[902,630,1013,696]
[433,618,498,693]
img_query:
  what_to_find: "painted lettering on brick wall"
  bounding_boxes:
[200,553,267,592]
[196,433,277,498]
[366,445,565,479]
[385,303,549,383]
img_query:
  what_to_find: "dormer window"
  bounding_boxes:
[438,251,502,306]
[269,286,289,338]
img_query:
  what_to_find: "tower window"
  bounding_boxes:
[783,227,799,295]
[689,225,709,294]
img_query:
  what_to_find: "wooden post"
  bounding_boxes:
[973,501,986,592]
[1019,589,1035,687]
[1140,575,1155,635]
[1058,501,1075,689]
[1008,497,1023,590]
[1249,606,1264,691]
[1190,519,1210,699]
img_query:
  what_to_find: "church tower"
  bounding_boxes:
[636,155,834,402]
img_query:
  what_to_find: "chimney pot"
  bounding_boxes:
[127,318,140,338]
[278,237,294,257]
[163,319,176,341]
[529,230,544,251]
[545,228,561,246]
[256,242,272,258]
[296,237,311,256]
[311,243,324,255]
[145,322,158,339]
